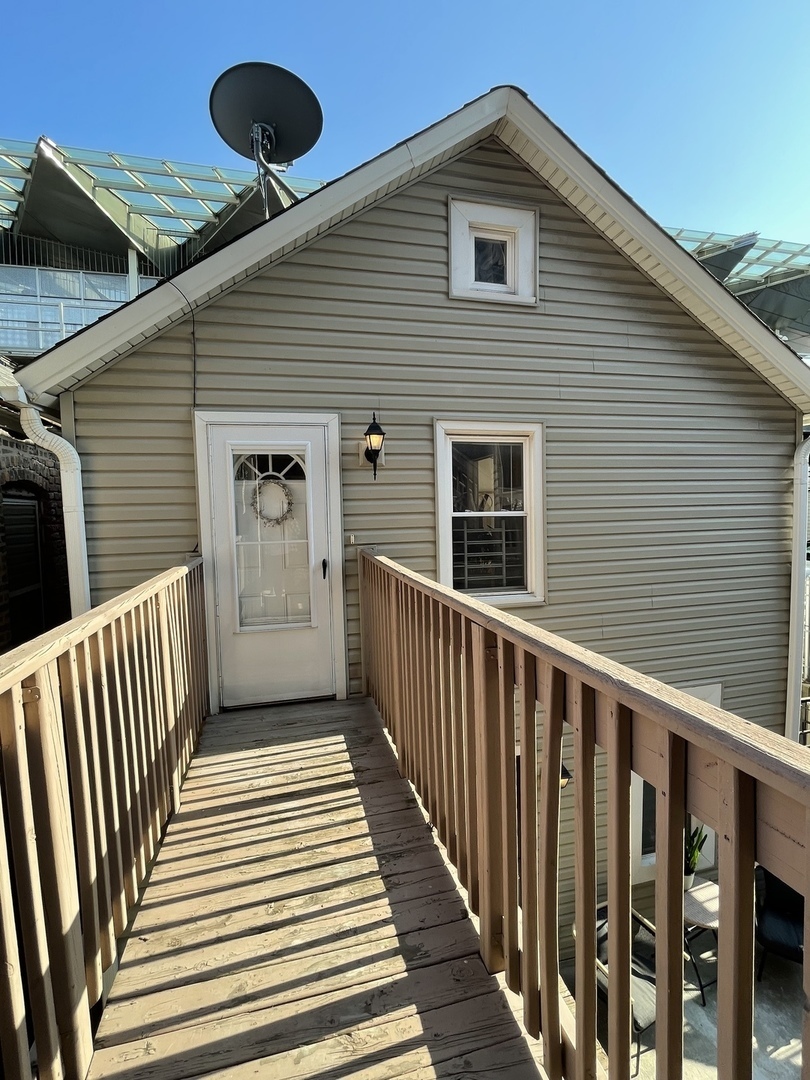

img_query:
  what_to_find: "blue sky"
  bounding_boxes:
[6,0,809,242]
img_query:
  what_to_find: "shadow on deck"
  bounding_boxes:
[88,698,546,1079]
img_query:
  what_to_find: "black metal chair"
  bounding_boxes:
[595,904,657,1077]
[756,867,804,980]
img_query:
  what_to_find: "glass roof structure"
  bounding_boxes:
[667,228,810,355]
[0,136,323,275]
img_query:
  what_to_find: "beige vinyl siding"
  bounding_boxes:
[73,138,795,723]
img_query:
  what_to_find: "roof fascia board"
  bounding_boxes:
[501,90,810,410]
[19,89,511,404]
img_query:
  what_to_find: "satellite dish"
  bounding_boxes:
[210,62,323,219]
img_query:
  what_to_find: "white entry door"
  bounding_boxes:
[197,414,345,708]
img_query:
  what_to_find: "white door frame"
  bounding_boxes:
[194,410,347,712]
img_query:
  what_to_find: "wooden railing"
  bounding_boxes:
[0,560,208,1080]
[358,550,810,1080]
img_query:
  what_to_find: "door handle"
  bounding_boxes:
[322,558,328,579]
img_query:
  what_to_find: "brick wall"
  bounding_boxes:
[0,435,70,651]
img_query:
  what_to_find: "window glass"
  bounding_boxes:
[451,441,526,592]
[232,452,311,629]
[38,269,81,298]
[474,237,507,284]
[0,266,36,295]
[84,273,129,302]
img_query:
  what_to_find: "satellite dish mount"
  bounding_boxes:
[210,62,323,219]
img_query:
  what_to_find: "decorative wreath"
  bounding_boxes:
[252,478,294,528]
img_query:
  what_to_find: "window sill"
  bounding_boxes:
[465,590,545,608]
[449,286,538,306]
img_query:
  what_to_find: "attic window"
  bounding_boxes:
[449,198,537,304]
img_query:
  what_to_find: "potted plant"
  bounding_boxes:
[684,824,707,889]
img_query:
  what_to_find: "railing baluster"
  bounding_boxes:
[419,591,436,825]
[0,760,32,1080]
[716,762,755,1080]
[158,591,182,812]
[450,608,468,889]
[23,664,94,1078]
[429,597,446,841]
[462,616,479,915]
[655,727,686,1079]
[571,677,597,1080]
[146,596,171,826]
[57,646,104,1004]
[473,625,505,973]
[537,660,564,1073]
[499,637,519,992]
[88,631,128,938]
[602,695,632,1080]
[388,572,403,750]
[439,601,457,865]
[0,685,63,1080]
[401,582,416,786]
[101,622,138,912]
[117,612,149,878]
[77,639,116,971]
[518,647,540,1038]
[135,604,162,851]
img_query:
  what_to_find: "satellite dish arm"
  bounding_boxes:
[250,122,278,220]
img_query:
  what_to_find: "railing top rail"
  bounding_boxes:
[361,550,810,803]
[0,558,202,694]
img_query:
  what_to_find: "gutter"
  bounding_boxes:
[786,434,810,741]
[0,367,91,617]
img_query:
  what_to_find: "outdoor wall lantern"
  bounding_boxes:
[559,763,573,789]
[363,412,386,480]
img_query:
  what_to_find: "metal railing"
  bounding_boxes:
[358,550,810,1080]
[0,561,208,1079]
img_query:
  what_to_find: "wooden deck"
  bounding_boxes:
[87,698,546,1079]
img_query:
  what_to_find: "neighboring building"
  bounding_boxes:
[0,357,69,648]
[0,136,322,361]
[668,228,810,358]
[11,87,810,949]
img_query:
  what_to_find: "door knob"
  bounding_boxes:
[322,558,328,579]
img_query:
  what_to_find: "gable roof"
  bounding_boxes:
[18,86,810,411]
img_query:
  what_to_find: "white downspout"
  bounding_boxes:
[785,434,810,741]
[0,369,91,616]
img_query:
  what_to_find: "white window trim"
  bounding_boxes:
[435,419,545,605]
[631,681,721,883]
[449,198,538,305]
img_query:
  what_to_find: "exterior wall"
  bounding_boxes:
[71,139,797,727]
[69,139,798,947]
[0,435,70,649]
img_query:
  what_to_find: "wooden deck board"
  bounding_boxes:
[89,699,544,1079]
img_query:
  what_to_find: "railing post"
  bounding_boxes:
[157,593,182,814]
[716,763,755,1080]
[472,625,505,973]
